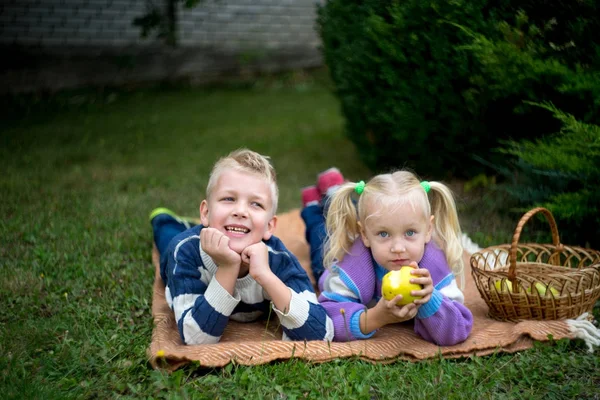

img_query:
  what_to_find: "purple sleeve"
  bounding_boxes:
[413,242,473,345]
[318,238,377,341]
[318,297,370,341]
[414,290,473,345]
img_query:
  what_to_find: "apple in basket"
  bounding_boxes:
[493,279,520,293]
[527,282,560,297]
[381,267,423,305]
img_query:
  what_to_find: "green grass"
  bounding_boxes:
[1,80,599,399]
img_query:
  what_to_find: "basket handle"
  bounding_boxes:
[508,207,563,280]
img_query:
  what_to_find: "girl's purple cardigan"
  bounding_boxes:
[318,238,473,345]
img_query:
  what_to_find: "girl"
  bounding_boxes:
[302,169,473,345]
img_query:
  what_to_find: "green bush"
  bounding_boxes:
[497,102,600,248]
[317,0,600,177]
[460,9,600,139]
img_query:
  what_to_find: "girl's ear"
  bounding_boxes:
[262,215,277,241]
[425,215,434,243]
[200,200,209,226]
[358,221,370,247]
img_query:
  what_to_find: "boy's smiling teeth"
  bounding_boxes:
[225,226,249,233]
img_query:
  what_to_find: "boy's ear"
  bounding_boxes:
[199,200,209,226]
[262,215,277,241]
[358,221,370,247]
[425,215,434,243]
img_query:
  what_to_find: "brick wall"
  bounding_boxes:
[0,0,325,92]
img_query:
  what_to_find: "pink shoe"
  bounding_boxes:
[301,185,321,207]
[317,167,345,196]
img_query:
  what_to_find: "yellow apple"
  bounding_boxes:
[493,279,520,293]
[381,267,423,306]
[527,282,559,297]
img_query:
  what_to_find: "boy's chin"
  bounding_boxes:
[227,240,251,254]
[228,245,245,254]
[226,233,265,252]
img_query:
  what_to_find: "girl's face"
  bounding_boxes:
[359,201,433,271]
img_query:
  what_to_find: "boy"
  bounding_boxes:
[150,149,334,345]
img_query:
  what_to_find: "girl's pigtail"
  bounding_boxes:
[429,182,465,288]
[323,182,360,268]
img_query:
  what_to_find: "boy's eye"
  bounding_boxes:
[221,197,234,202]
[406,230,416,237]
[378,231,389,238]
[251,201,264,209]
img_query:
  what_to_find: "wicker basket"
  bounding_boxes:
[470,207,600,322]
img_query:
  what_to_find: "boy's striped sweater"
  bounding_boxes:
[161,225,334,345]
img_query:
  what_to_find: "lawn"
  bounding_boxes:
[1,78,599,399]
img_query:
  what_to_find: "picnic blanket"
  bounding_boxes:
[148,209,600,370]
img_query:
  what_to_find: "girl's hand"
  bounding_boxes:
[200,228,242,269]
[408,262,434,305]
[375,295,419,325]
[360,294,418,334]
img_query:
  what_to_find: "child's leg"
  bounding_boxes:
[300,168,345,283]
[149,208,195,256]
[300,204,327,282]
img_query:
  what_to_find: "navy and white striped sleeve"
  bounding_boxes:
[164,234,240,345]
[267,238,334,342]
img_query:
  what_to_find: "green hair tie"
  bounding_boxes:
[355,181,365,195]
[421,181,431,193]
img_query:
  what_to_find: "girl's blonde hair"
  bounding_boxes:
[324,170,465,286]
[206,148,279,215]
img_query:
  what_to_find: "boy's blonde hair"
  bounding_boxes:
[324,170,465,286]
[206,148,279,215]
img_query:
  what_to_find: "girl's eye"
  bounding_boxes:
[378,231,389,238]
[406,230,416,237]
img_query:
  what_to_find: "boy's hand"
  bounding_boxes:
[242,242,291,314]
[200,228,241,269]
[241,242,272,284]
[408,263,434,305]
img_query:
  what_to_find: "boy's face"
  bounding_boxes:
[359,201,433,271]
[200,169,277,254]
